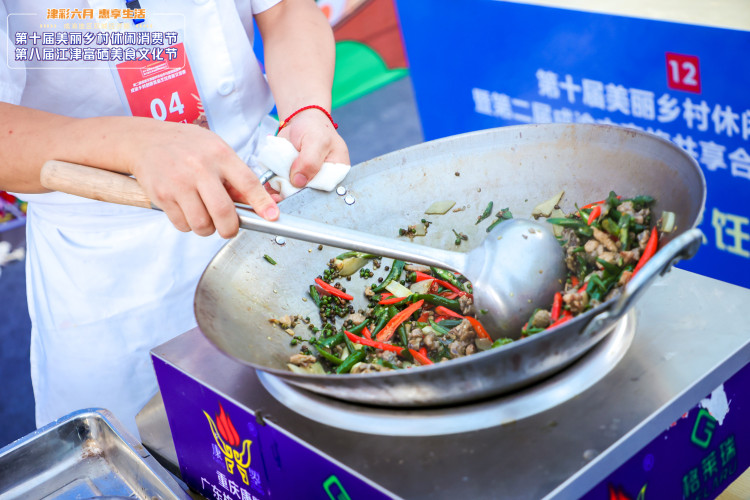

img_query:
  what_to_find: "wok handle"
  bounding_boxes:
[40,160,153,209]
[581,228,704,338]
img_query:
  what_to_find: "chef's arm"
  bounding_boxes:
[0,102,279,237]
[255,0,350,188]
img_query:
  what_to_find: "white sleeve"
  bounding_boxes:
[0,1,26,104]
[250,0,282,15]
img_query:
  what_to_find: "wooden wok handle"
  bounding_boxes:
[40,160,153,209]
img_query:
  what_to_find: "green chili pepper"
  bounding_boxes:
[429,319,450,335]
[436,319,463,329]
[476,201,494,225]
[318,332,344,348]
[387,305,409,346]
[263,254,277,265]
[408,293,462,311]
[336,349,366,374]
[546,218,594,237]
[618,213,632,249]
[492,338,514,348]
[372,259,405,293]
[430,267,467,293]
[343,329,357,354]
[369,309,390,336]
[335,251,378,260]
[308,285,321,308]
[601,218,620,236]
[347,318,371,336]
[596,258,622,277]
[606,191,621,209]
[630,195,655,205]
[315,345,343,365]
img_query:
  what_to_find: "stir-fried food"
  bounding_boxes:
[282,191,671,375]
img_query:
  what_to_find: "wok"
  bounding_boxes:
[195,123,705,407]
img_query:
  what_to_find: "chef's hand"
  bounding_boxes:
[129,119,279,238]
[277,108,350,189]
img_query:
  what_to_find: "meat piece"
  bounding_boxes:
[404,264,431,273]
[593,227,619,252]
[423,332,438,351]
[446,319,477,358]
[350,363,392,374]
[618,270,633,287]
[289,354,317,367]
[620,247,641,265]
[563,289,589,314]
[531,309,552,328]
[347,312,366,325]
[584,239,600,254]
[597,251,617,265]
[407,327,425,350]
[637,229,651,251]
[459,295,476,316]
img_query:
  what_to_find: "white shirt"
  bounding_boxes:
[0,0,280,437]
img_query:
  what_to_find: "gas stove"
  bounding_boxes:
[139,268,750,499]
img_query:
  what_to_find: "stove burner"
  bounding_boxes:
[258,310,636,436]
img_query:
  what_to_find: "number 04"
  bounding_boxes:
[149,91,186,120]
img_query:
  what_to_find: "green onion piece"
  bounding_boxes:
[263,254,277,265]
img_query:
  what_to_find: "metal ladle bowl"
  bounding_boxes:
[234,207,567,339]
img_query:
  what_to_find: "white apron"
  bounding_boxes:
[1,0,280,437]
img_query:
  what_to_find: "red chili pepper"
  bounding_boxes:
[547,314,572,330]
[434,279,461,293]
[550,292,563,322]
[314,278,353,301]
[570,276,579,287]
[465,316,492,340]
[443,292,460,300]
[434,306,463,319]
[580,281,588,293]
[419,347,428,357]
[633,227,659,276]
[562,310,574,319]
[410,348,434,365]
[362,326,372,340]
[581,195,620,210]
[376,299,425,342]
[417,311,431,323]
[587,205,602,225]
[345,330,403,353]
[378,296,407,305]
[413,271,433,281]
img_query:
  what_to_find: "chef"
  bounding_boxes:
[0,0,348,437]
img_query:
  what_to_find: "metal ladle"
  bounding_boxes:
[40,160,567,339]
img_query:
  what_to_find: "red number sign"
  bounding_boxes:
[116,43,205,125]
[666,52,701,94]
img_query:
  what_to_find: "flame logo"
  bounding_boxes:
[216,403,241,447]
[204,403,253,485]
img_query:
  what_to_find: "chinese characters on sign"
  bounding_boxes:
[45,8,146,20]
[200,470,263,500]
[471,66,750,275]
[13,30,180,63]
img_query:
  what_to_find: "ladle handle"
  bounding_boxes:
[235,206,468,272]
[581,228,704,338]
[39,160,469,273]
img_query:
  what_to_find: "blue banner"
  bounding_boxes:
[396,0,750,288]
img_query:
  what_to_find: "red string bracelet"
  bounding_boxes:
[277,105,338,133]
